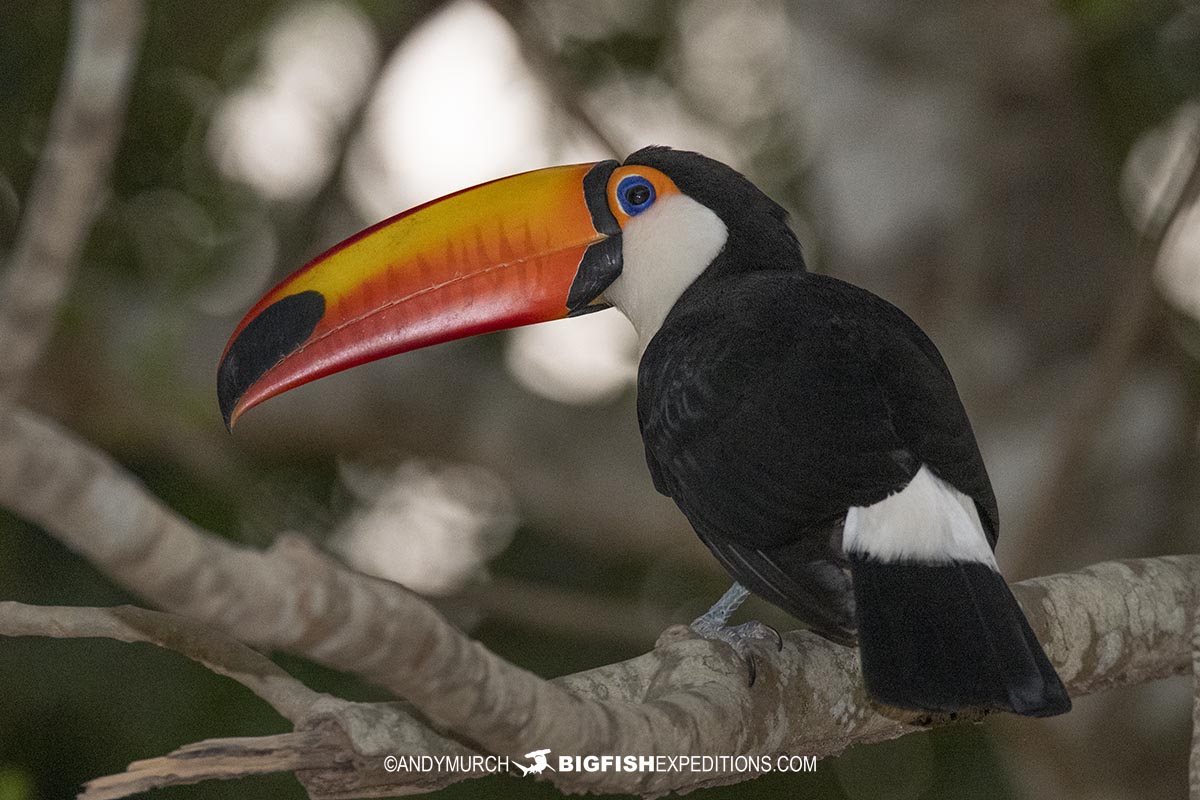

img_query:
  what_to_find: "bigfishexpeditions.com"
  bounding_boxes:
[382,752,817,775]
[556,754,817,774]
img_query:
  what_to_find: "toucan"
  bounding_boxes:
[218,146,1071,717]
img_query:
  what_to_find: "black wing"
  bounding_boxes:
[637,271,997,640]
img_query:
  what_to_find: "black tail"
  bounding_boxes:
[849,557,1071,717]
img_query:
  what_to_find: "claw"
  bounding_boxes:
[689,618,782,686]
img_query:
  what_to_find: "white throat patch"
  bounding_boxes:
[603,195,728,351]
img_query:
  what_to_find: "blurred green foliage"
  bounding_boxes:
[1064,0,1200,152]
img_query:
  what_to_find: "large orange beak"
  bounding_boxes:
[217,161,623,428]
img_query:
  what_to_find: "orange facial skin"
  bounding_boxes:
[605,165,680,227]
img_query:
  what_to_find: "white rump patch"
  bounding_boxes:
[842,465,997,568]
[604,194,727,351]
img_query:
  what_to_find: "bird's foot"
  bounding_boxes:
[688,617,783,686]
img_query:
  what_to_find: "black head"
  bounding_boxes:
[623,146,804,276]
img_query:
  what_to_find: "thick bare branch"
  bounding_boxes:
[0,0,144,397]
[75,556,1199,799]
[0,405,1195,796]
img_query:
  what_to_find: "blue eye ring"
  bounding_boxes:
[616,175,656,216]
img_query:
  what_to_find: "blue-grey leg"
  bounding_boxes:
[691,582,750,628]
[689,582,783,685]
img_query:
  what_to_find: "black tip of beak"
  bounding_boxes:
[217,290,326,430]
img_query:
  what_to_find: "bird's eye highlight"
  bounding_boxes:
[616,175,656,216]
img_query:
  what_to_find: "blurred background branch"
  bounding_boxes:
[1017,116,1200,579]
[485,0,626,158]
[0,0,144,398]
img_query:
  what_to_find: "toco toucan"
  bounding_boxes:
[218,147,1071,717]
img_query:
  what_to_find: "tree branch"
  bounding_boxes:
[0,601,325,723]
[80,728,349,800]
[486,0,627,158]
[0,404,1195,796]
[66,556,1200,799]
[0,0,145,398]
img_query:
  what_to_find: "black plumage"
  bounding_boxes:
[638,269,996,632]
[216,140,1070,716]
[626,147,1068,715]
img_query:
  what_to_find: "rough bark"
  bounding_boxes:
[0,405,1196,797]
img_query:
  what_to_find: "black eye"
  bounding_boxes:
[616,175,656,216]
[625,184,651,207]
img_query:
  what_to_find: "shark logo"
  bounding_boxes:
[515,749,555,776]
